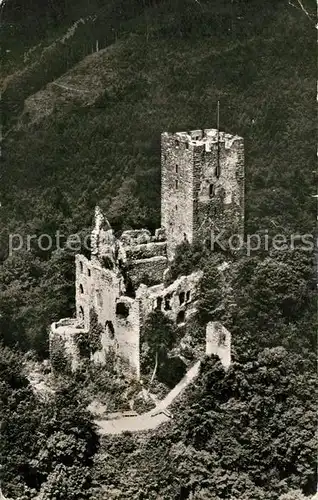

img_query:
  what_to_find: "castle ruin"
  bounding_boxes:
[49,128,244,378]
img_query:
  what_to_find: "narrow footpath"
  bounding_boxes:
[97,361,201,435]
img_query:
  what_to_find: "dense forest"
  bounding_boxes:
[0,0,316,498]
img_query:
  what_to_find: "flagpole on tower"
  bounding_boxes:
[216,100,220,178]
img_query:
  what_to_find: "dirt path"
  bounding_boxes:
[51,81,92,94]
[97,361,201,435]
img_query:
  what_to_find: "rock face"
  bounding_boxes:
[49,128,243,378]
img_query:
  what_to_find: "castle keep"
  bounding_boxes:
[162,129,244,258]
[50,128,244,378]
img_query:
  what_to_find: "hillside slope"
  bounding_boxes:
[20,41,127,127]
[0,1,315,241]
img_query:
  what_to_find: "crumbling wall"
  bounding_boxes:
[113,296,140,378]
[91,206,117,266]
[49,319,85,372]
[50,288,140,379]
[86,263,140,377]
[119,227,167,265]
[72,246,141,377]
[206,321,231,369]
[90,208,169,288]
[127,256,168,288]
[65,208,164,379]
[137,270,203,328]
[124,241,167,260]
[75,254,93,329]
[119,229,152,245]
[90,295,140,379]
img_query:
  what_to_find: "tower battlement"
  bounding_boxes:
[162,128,243,150]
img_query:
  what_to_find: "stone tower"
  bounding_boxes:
[161,128,244,259]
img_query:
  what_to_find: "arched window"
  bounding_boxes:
[79,284,84,294]
[79,261,83,273]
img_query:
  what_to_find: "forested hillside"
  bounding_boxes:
[94,352,317,499]
[0,0,316,498]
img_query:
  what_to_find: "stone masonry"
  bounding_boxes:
[161,129,244,259]
[49,128,244,379]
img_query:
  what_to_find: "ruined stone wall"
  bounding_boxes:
[119,228,166,247]
[90,294,140,379]
[71,210,170,378]
[91,206,116,266]
[206,321,231,369]
[49,319,85,372]
[119,229,152,245]
[112,296,140,378]
[75,254,93,330]
[119,228,168,287]
[137,270,203,329]
[124,241,167,260]
[73,247,141,377]
[127,256,168,288]
[86,262,140,377]
[161,132,195,260]
[76,253,125,329]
